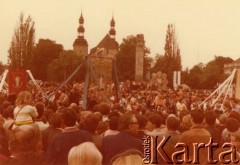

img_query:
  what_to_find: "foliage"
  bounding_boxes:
[152,54,168,73]
[47,50,85,82]
[183,56,234,89]
[116,35,151,81]
[186,64,204,89]
[153,24,181,87]
[8,13,35,69]
[31,39,63,80]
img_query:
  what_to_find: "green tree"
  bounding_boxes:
[152,54,168,73]
[8,13,35,69]
[185,56,233,89]
[181,67,189,85]
[31,39,63,80]
[116,35,150,81]
[201,56,233,89]
[47,50,84,82]
[153,24,181,87]
[187,64,204,89]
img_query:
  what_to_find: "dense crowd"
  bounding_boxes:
[0,80,240,165]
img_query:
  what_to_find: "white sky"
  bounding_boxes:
[0,0,239,69]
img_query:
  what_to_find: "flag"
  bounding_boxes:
[8,70,27,95]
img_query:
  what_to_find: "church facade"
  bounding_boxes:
[73,13,145,85]
[73,13,118,84]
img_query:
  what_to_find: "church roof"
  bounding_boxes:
[90,34,118,54]
[234,58,240,64]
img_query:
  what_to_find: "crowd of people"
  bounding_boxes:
[0,80,240,165]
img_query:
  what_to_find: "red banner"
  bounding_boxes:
[8,70,27,95]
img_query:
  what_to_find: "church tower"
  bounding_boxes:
[89,16,119,83]
[73,12,88,57]
[109,16,116,39]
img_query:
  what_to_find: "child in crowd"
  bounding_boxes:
[13,91,38,126]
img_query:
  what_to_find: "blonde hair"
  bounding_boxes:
[112,154,144,165]
[68,142,102,165]
[15,91,33,106]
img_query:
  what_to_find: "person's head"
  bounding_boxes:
[70,103,79,112]
[179,110,190,121]
[15,91,33,106]
[80,111,92,123]
[118,112,139,134]
[96,121,108,135]
[112,150,144,165]
[190,109,205,124]
[228,111,240,123]
[9,124,42,154]
[146,113,163,131]
[7,94,16,105]
[108,110,121,119]
[43,108,55,122]
[68,142,102,165]
[109,116,119,130]
[166,115,180,131]
[226,118,239,132]
[51,112,63,128]
[46,101,57,112]
[205,111,216,126]
[73,83,80,92]
[62,108,77,127]
[2,101,11,112]
[218,113,227,125]
[135,114,148,130]
[231,98,239,107]
[93,102,111,116]
[93,112,103,122]
[35,102,45,119]
[85,114,99,133]
[2,105,14,119]
[223,101,232,111]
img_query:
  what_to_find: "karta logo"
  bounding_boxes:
[142,135,239,164]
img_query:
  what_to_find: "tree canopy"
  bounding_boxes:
[183,56,234,89]
[31,39,63,80]
[116,35,150,81]
[153,24,181,87]
[8,13,35,69]
[47,50,84,82]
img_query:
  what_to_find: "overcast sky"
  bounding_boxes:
[0,0,239,69]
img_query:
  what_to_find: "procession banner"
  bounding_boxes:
[8,70,27,95]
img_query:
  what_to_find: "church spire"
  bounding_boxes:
[78,12,85,37]
[109,16,116,39]
[73,11,88,56]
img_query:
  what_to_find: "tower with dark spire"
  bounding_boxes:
[109,16,116,39]
[73,12,88,57]
[89,16,119,83]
